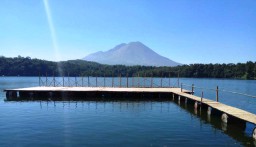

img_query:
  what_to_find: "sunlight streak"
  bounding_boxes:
[43,0,63,76]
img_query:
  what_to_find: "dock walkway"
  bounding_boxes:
[173,91,256,125]
[5,87,187,93]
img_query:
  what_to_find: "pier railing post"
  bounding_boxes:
[96,76,98,87]
[46,72,48,87]
[104,74,106,87]
[63,76,64,87]
[138,73,140,88]
[82,77,84,87]
[143,73,146,88]
[178,71,180,88]
[201,91,203,103]
[53,72,56,87]
[161,73,163,88]
[132,75,134,87]
[119,74,121,88]
[68,73,70,87]
[216,86,219,102]
[192,84,194,95]
[126,73,128,88]
[169,72,171,88]
[112,74,114,87]
[151,73,153,88]
[39,74,41,86]
[88,76,90,87]
[181,83,183,92]
[75,76,77,87]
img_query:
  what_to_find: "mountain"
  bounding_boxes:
[83,42,181,66]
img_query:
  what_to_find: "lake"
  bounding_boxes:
[0,77,256,146]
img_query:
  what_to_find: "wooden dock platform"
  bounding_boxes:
[4,87,191,101]
[172,91,256,125]
[4,87,188,93]
[4,86,256,139]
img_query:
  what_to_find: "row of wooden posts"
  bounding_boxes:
[39,75,179,88]
[39,75,221,102]
[181,83,219,102]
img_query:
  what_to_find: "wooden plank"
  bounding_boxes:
[208,103,256,124]
[173,91,256,124]
[4,87,190,93]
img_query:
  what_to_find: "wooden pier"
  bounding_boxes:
[4,86,256,139]
[173,91,256,125]
[4,87,192,101]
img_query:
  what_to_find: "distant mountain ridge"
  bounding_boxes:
[83,42,181,66]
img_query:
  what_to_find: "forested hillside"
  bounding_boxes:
[0,56,255,79]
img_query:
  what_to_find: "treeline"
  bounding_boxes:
[0,56,255,79]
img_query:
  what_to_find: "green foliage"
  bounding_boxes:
[0,56,255,79]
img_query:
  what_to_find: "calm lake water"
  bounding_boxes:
[0,77,256,146]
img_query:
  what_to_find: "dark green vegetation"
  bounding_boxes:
[0,56,255,79]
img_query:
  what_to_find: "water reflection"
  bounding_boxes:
[5,99,255,146]
[172,99,255,147]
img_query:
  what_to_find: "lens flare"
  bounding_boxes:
[43,0,63,76]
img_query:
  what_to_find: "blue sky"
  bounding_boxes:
[0,0,255,64]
